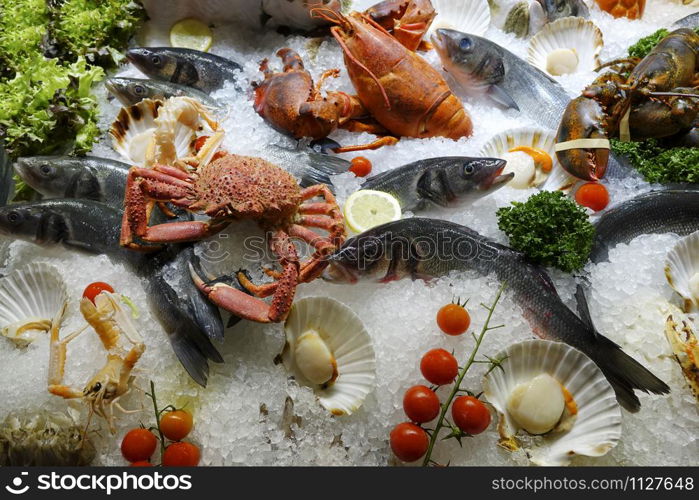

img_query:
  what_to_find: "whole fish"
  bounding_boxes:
[432,29,570,128]
[0,199,224,386]
[126,47,243,93]
[360,157,512,211]
[0,145,12,207]
[673,12,699,29]
[14,156,131,209]
[591,189,699,263]
[323,217,670,411]
[105,77,219,108]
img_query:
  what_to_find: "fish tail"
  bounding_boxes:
[595,335,670,413]
[168,323,211,387]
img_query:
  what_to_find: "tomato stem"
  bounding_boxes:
[147,380,167,464]
[421,283,506,467]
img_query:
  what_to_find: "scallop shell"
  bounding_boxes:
[283,297,376,416]
[665,231,699,312]
[0,263,67,346]
[110,97,210,166]
[527,17,603,76]
[483,339,622,466]
[479,127,578,191]
[429,0,491,37]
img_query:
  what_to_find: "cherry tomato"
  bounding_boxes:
[160,409,194,441]
[162,441,200,466]
[82,282,114,304]
[436,303,471,336]
[420,348,458,385]
[129,461,153,467]
[451,396,491,435]
[403,385,440,423]
[575,182,609,212]
[349,156,372,177]
[194,135,209,152]
[389,422,429,462]
[121,428,157,462]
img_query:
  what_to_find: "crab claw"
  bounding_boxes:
[189,263,274,324]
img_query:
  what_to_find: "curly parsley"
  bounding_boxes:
[497,191,595,273]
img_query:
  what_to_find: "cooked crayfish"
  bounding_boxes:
[254,0,472,151]
[556,28,699,181]
[48,292,145,433]
[120,133,345,323]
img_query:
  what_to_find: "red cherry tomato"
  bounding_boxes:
[420,348,458,386]
[436,303,471,336]
[162,441,200,466]
[403,385,440,423]
[160,410,194,441]
[121,428,157,463]
[129,461,153,467]
[451,396,491,435]
[389,422,429,462]
[349,156,372,177]
[575,182,609,212]
[82,282,114,304]
[194,135,209,152]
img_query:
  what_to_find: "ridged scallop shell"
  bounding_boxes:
[0,263,67,346]
[479,127,577,191]
[483,339,622,466]
[665,231,699,312]
[527,17,603,76]
[283,297,376,416]
[110,97,214,166]
[429,0,491,36]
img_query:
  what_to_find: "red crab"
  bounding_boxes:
[120,138,345,323]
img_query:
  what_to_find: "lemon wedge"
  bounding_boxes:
[170,18,213,52]
[343,190,401,233]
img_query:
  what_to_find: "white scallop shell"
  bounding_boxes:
[483,339,622,466]
[283,297,376,416]
[0,263,67,346]
[429,0,491,37]
[527,17,603,76]
[110,97,211,166]
[665,231,699,312]
[479,127,578,191]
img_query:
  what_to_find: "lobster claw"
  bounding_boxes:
[555,96,610,181]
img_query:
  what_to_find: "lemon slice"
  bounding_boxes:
[343,190,401,233]
[170,18,213,52]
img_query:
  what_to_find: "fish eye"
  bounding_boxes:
[133,84,146,95]
[459,38,472,51]
[151,55,162,66]
[463,163,475,175]
[6,211,22,224]
[40,164,53,176]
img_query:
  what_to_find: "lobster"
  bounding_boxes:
[253,0,472,152]
[556,28,699,181]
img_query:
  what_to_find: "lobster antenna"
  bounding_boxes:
[648,91,699,99]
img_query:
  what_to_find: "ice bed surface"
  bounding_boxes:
[0,0,697,466]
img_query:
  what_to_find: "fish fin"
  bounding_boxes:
[574,284,596,332]
[185,251,225,342]
[595,334,671,413]
[168,329,210,387]
[416,169,451,207]
[487,84,520,111]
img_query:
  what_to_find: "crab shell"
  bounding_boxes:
[528,17,604,77]
[480,127,577,191]
[483,339,622,466]
[0,263,67,347]
[282,297,376,416]
[428,0,491,37]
